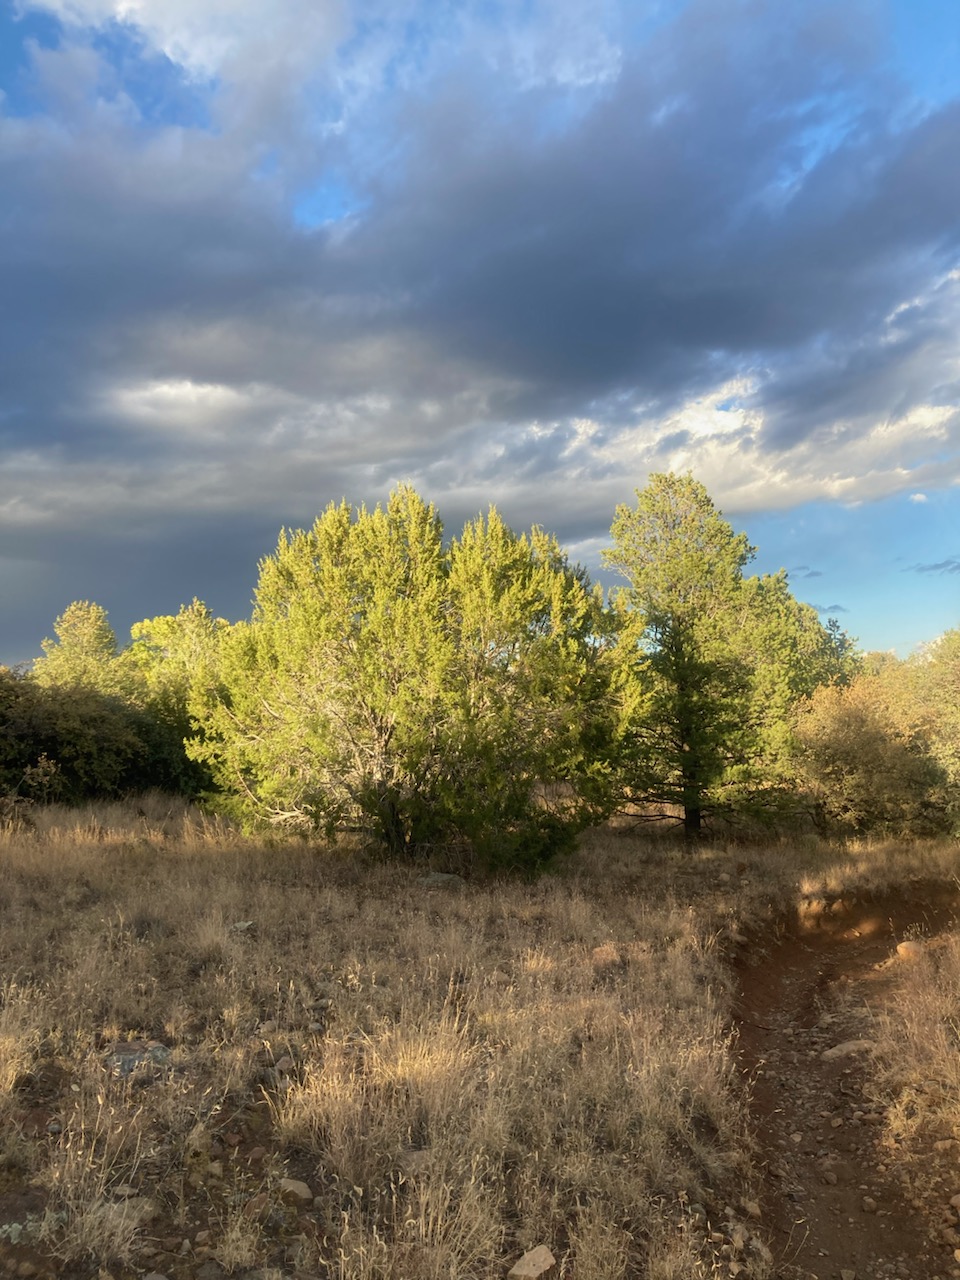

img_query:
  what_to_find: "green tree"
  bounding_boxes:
[914,629,960,818]
[604,473,854,836]
[33,601,122,693]
[0,665,147,802]
[189,486,612,868]
[604,474,755,837]
[125,600,224,793]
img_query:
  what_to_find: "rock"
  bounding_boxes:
[279,1178,313,1205]
[142,1273,170,1280]
[123,1197,159,1226]
[194,1262,225,1280]
[274,1056,295,1073]
[823,1171,838,1186]
[950,1194,960,1211]
[840,1271,856,1280]
[742,1199,761,1219]
[230,921,255,933]
[16,1264,38,1279]
[242,1192,270,1221]
[195,1231,211,1246]
[862,1197,877,1213]
[104,1040,172,1078]
[507,1245,556,1277]
[897,939,925,960]
[821,1040,876,1062]
[113,1184,138,1199]
[416,872,466,889]
[247,1146,266,1163]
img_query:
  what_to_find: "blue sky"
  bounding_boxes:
[0,0,958,662]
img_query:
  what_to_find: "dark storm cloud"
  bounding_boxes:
[2,0,960,661]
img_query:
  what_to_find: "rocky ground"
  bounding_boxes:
[736,888,960,1280]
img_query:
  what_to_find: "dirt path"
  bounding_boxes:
[736,887,960,1280]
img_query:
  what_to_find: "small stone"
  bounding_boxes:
[831,1117,844,1129]
[790,1132,803,1144]
[113,1183,138,1198]
[142,1273,170,1280]
[274,1055,295,1073]
[897,939,925,960]
[195,1230,211,1246]
[841,1271,856,1280]
[224,1131,242,1147]
[161,1236,181,1252]
[821,1040,876,1062]
[507,1245,556,1277]
[16,1265,38,1279]
[416,872,466,889]
[247,1146,266,1163]
[242,1192,270,1221]
[950,1194,960,1211]
[862,1197,877,1213]
[279,1178,313,1204]
[124,1197,159,1226]
[742,1199,761,1220]
[823,1171,839,1186]
[194,1263,225,1280]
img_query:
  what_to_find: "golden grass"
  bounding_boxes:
[0,794,956,1277]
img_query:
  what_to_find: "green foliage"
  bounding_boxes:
[33,601,122,693]
[914,629,960,812]
[0,666,147,802]
[125,600,225,794]
[604,473,854,834]
[188,486,613,868]
[794,670,951,836]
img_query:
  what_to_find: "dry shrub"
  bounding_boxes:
[38,1079,148,1263]
[871,932,960,1142]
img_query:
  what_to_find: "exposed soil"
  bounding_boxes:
[736,885,960,1280]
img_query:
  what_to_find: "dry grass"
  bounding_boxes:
[1,794,956,1277]
[869,932,960,1145]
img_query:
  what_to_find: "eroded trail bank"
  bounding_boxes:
[736,886,960,1280]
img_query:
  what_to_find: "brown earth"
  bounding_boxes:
[736,885,960,1280]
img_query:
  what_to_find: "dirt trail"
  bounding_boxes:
[736,886,960,1280]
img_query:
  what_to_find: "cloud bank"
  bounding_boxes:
[1,0,958,656]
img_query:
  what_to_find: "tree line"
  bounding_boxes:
[2,475,957,864]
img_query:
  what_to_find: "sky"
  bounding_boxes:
[1,0,959,664]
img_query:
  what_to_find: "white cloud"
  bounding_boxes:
[27,0,344,80]
[909,492,928,503]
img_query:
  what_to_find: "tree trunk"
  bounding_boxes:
[683,803,702,842]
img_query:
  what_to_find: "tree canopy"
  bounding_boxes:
[7,475,953,853]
